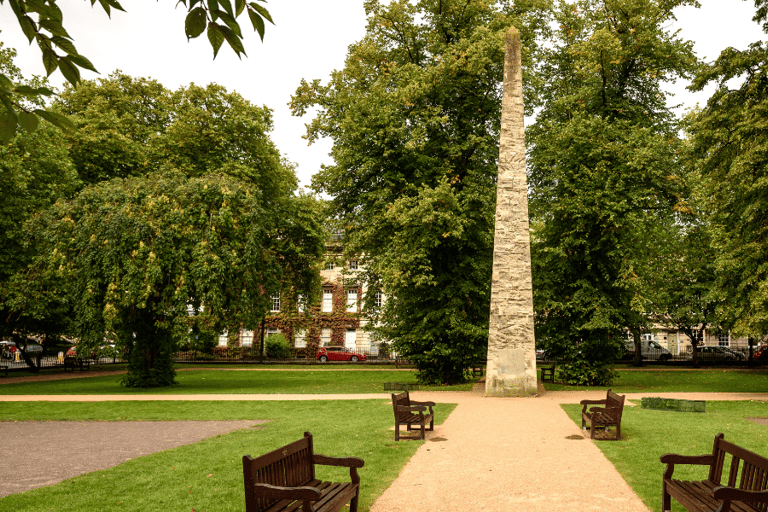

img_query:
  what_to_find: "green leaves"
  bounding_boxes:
[185,7,207,38]
[178,0,274,57]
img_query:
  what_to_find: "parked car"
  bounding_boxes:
[0,340,15,359]
[755,345,768,363]
[316,346,367,362]
[688,346,746,362]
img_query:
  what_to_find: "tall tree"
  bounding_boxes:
[0,0,274,143]
[0,46,79,367]
[291,0,551,384]
[527,0,698,381]
[688,1,768,338]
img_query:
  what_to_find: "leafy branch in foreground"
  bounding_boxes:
[0,0,273,143]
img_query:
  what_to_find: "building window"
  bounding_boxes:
[348,260,358,270]
[218,330,229,347]
[374,292,383,309]
[294,329,307,348]
[718,333,730,347]
[325,261,335,270]
[270,294,281,312]
[266,328,279,338]
[241,330,254,347]
[297,294,306,313]
[347,288,358,313]
[642,333,655,342]
[321,328,332,346]
[322,289,333,312]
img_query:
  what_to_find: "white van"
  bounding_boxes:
[624,339,672,361]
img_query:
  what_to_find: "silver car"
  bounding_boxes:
[689,346,745,362]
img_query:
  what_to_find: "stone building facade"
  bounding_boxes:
[217,241,384,358]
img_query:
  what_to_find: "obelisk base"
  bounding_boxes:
[485,348,537,397]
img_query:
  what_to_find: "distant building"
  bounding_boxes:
[218,235,387,358]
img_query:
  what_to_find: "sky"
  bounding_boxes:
[0,1,765,190]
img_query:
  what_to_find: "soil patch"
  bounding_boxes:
[0,419,266,497]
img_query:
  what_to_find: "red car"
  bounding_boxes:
[316,346,367,362]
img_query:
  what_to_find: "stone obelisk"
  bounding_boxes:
[485,27,537,397]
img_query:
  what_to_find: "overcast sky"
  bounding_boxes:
[1,1,765,189]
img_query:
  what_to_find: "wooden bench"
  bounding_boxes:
[63,356,91,372]
[580,389,625,440]
[242,431,364,512]
[539,363,555,383]
[662,433,768,512]
[0,364,7,377]
[391,390,435,441]
[470,359,485,378]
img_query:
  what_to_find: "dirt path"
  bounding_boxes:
[0,420,267,498]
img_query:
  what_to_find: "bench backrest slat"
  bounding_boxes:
[392,391,410,420]
[707,433,768,506]
[605,390,626,422]
[243,432,316,512]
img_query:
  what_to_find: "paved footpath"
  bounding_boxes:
[2,387,766,511]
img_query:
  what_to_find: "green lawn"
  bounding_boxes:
[562,400,768,511]
[542,367,768,393]
[0,368,477,394]
[0,400,456,512]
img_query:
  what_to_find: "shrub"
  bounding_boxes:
[557,360,617,386]
[265,334,292,359]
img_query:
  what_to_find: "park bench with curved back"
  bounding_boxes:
[242,431,364,512]
[391,390,435,441]
[580,389,625,440]
[662,433,768,512]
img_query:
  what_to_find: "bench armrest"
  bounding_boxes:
[251,483,321,502]
[314,454,364,484]
[313,454,365,469]
[581,399,606,412]
[660,454,714,465]
[409,400,436,407]
[713,486,768,503]
[660,453,715,480]
[398,405,427,412]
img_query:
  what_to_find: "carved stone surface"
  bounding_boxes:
[485,27,537,397]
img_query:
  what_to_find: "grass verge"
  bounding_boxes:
[561,400,768,512]
[543,368,768,393]
[0,400,456,512]
[0,369,477,394]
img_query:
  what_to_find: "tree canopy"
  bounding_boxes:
[2,68,323,384]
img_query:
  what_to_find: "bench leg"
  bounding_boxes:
[350,490,360,512]
[662,482,671,512]
[395,420,400,441]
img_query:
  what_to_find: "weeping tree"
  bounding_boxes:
[16,172,323,387]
